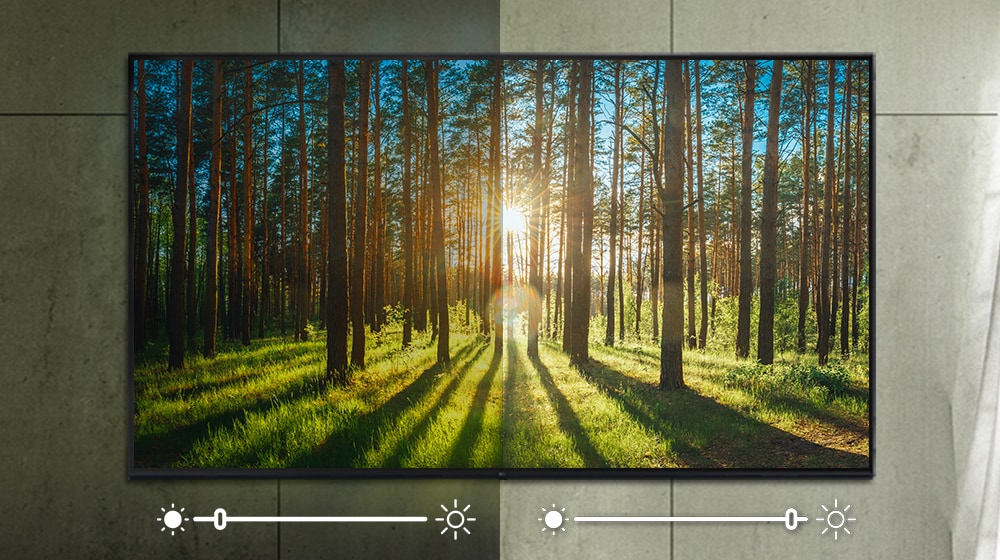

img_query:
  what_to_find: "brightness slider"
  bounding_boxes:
[193,508,428,530]
[574,508,808,531]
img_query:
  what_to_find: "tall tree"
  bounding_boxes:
[169,60,194,370]
[606,61,622,347]
[203,60,223,358]
[797,61,813,354]
[426,60,449,363]
[569,60,594,363]
[757,59,783,364]
[685,61,696,349]
[296,61,310,341]
[735,60,756,359]
[817,61,836,365]
[372,63,387,332]
[527,60,544,357]
[134,60,150,349]
[241,63,254,346]
[563,61,578,351]
[695,60,709,349]
[401,60,415,348]
[490,60,503,354]
[660,59,685,390]
[840,60,853,357]
[351,61,371,367]
[326,59,349,382]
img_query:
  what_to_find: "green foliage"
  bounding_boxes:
[723,361,852,401]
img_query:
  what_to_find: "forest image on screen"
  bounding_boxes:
[131,57,870,473]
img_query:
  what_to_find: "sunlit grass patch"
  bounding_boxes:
[134,327,503,469]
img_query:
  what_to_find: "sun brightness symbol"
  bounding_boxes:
[436,499,476,540]
[157,503,190,536]
[816,499,856,541]
[539,504,568,536]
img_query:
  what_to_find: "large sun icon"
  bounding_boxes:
[435,499,476,540]
[539,504,568,536]
[157,504,190,536]
[816,499,856,540]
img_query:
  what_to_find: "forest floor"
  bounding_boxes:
[134,325,869,470]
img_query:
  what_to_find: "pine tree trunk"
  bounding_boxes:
[327,59,349,383]
[685,61,696,349]
[569,60,594,363]
[351,61,370,367]
[695,61,709,349]
[840,61,853,357]
[606,61,622,347]
[401,61,414,348]
[241,64,254,346]
[817,61,837,366]
[491,60,504,354]
[797,61,813,354]
[169,60,193,370]
[296,62,310,341]
[528,60,544,357]
[426,61,449,363]
[757,59,783,365]
[660,59,685,390]
[563,61,577,353]
[204,60,223,358]
[135,60,150,350]
[736,60,756,359]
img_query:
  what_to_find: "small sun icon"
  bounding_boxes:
[539,504,568,536]
[157,504,190,536]
[815,499,856,540]
[435,499,476,540]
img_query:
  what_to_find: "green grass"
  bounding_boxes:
[135,322,869,470]
[134,326,502,468]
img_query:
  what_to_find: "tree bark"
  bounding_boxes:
[203,60,223,358]
[401,61,414,348]
[169,60,193,370]
[736,60,756,359]
[491,60,504,355]
[351,61,370,367]
[135,60,150,350]
[326,59,349,383]
[817,61,836,366]
[660,59,685,390]
[296,61,310,341]
[695,61,709,349]
[241,64,254,346]
[685,61,696,349]
[570,60,594,363]
[426,61,449,363]
[528,60,544,357]
[840,61,853,357]
[606,61,622,347]
[757,60,783,364]
[797,61,813,354]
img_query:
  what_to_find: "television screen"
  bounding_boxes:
[129,55,871,477]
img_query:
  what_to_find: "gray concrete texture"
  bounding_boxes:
[1,0,991,558]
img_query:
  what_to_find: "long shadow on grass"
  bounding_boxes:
[379,343,489,466]
[696,373,870,438]
[577,357,868,469]
[133,371,326,468]
[309,340,482,467]
[446,352,502,467]
[149,337,408,402]
[528,352,609,468]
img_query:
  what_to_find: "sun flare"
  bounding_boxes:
[502,205,526,234]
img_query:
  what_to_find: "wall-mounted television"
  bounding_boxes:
[129,55,872,478]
